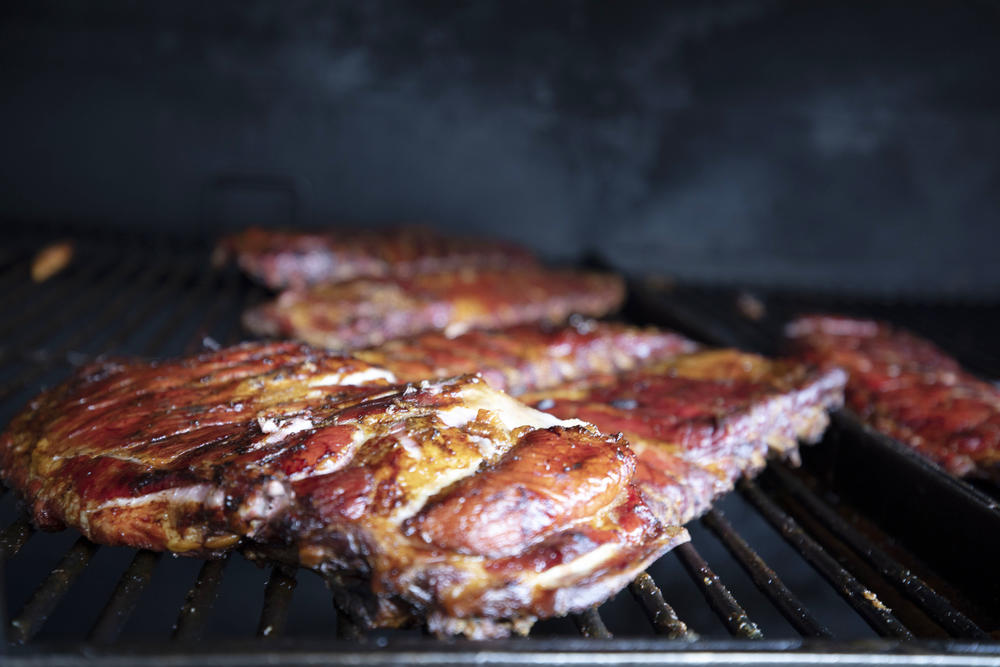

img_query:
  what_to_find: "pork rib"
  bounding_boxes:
[786,314,1000,480]
[355,319,699,396]
[0,341,684,638]
[243,269,626,350]
[522,350,847,525]
[216,226,537,289]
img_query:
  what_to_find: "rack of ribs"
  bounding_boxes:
[355,319,700,396]
[520,350,847,526]
[786,314,1000,481]
[243,268,626,350]
[0,341,685,639]
[216,226,538,290]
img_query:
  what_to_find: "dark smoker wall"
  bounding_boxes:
[1,1,999,295]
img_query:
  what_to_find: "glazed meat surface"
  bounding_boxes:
[522,350,847,525]
[216,226,537,289]
[355,319,699,396]
[0,341,684,638]
[244,268,626,351]
[787,314,1000,480]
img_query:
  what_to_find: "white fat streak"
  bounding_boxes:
[308,367,397,387]
[529,542,622,589]
[91,484,219,511]
[256,415,314,446]
[287,423,374,482]
[389,383,591,524]
[391,463,483,524]
[452,382,588,432]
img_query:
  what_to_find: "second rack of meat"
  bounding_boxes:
[243,268,625,350]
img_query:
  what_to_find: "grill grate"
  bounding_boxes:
[0,228,998,665]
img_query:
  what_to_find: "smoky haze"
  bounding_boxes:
[1,1,998,295]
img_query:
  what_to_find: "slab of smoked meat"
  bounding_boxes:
[0,341,684,638]
[522,349,847,526]
[243,268,626,351]
[355,319,700,396]
[216,226,537,290]
[787,314,1000,481]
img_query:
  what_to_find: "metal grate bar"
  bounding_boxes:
[0,258,44,316]
[628,572,694,639]
[88,550,163,644]
[328,583,367,640]
[739,479,915,639]
[0,250,113,344]
[767,464,989,639]
[256,566,297,639]
[572,606,612,639]
[701,509,832,638]
[222,279,269,345]
[0,251,30,284]
[0,255,157,402]
[0,553,7,647]
[0,515,35,559]
[674,542,763,638]
[3,251,143,352]
[333,608,364,641]
[7,537,100,644]
[97,258,197,353]
[183,267,242,355]
[172,555,231,642]
[141,260,221,356]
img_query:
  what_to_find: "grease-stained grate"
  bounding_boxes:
[0,228,998,666]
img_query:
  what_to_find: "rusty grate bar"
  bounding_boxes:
[572,607,612,639]
[767,464,988,639]
[172,555,231,642]
[7,537,100,644]
[674,542,763,638]
[256,566,297,639]
[739,479,914,639]
[628,572,693,639]
[701,508,832,638]
[88,550,163,644]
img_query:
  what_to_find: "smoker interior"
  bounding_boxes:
[1,227,999,665]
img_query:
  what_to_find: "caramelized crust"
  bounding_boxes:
[0,341,684,637]
[356,319,699,395]
[787,314,1000,480]
[216,226,537,289]
[243,269,626,350]
[408,427,635,558]
[524,349,847,525]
